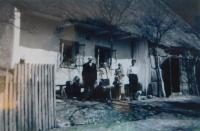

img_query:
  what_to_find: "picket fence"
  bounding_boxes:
[0,63,56,131]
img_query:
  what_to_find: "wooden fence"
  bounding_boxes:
[0,63,56,131]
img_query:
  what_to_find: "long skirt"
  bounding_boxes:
[128,74,138,99]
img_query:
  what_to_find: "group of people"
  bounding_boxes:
[81,56,142,101]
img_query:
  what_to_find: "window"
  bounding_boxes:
[95,46,112,67]
[60,40,80,68]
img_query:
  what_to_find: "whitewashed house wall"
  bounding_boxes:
[8,8,151,92]
[0,5,15,70]
[131,40,151,92]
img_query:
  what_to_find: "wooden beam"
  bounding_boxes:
[95,30,110,35]
[117,35,136,40]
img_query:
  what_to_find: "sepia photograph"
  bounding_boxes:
[0,0,200,131]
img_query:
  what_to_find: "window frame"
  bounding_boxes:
[59,39,83,68]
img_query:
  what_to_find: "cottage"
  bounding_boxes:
[10,10,151,94]
[0,0,200,98]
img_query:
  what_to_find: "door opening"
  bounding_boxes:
[161,57,180,97]
[95,46,111,67]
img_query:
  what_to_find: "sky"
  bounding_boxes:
[162,0,200,25]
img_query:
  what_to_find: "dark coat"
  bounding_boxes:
[82,62,97,83]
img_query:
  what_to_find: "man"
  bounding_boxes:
[82,56,97,100]
[127,59,140,100]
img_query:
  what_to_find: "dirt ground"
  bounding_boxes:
[50,96,200,131]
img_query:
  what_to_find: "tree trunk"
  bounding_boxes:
[194,64,199,96]
[153,47,166,97]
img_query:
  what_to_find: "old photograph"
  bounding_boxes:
[0,0,200,131]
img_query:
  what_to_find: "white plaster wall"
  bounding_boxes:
[131,40,151,91]
[10,11,150,91]
[19,13,60,52]
[13,13,81,86]
[110,40,151,92]
[19,46,59,65]
[11,7,21,68]
[11,10,61,67]
[0,5,14,69]
[64,32,151,92]
[55,67,82,85]
[17,45,82,87]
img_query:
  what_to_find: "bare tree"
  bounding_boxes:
[182,15,200,96]
[135,7,177,97]
[192,15,200,35]
[93,0,137,66]
[97,0,137,26]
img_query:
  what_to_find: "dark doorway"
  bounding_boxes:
[161,57,180,97]
[196,60,200,95]
[95,46,111,67]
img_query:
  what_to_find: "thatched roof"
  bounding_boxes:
[4,0,200,50]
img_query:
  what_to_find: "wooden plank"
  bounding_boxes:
[49,65,53,128]
[51,65,55,128]
[32,64,36,131]
[52,65,56,127]
[21,64,25,131]
[9,73,13,131]
[7,71,10,131]
[41,65,45,130]
[4,70,9,131]
[16,64,21,131]
[34,64,39,131]
[45,65,48,129]
[11,73,15,131]
[27,64,31,131]
[13,65,17,131]
[38,65,42,130]
[46,65,49,129]
[43,65,46,130]
[31,64,35,131]
[51,65,54,127]
[44,65,48,130]
[0,75,5,131]
[48,65,51,129]
[24,64,28,131]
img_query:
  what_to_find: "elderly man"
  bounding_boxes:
[82,56,97,100]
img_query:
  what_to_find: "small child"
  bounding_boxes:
[71,76,82,99]
[113,76,122,100]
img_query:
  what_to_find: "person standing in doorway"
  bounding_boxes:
[82,56,97,100]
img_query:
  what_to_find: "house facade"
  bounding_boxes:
[7,8,151,93]
[0,1,200,97]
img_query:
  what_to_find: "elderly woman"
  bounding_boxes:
[98,62,110,86]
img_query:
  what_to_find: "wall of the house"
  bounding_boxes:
[11,12,62,67]
[10,12,82,87]
[57,30,151,93]
[56,30,113,85]
[11,11,151,92]
[0,4,14,71]
[131,40,151,92]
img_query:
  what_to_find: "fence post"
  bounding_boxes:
[0,63,56,131]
